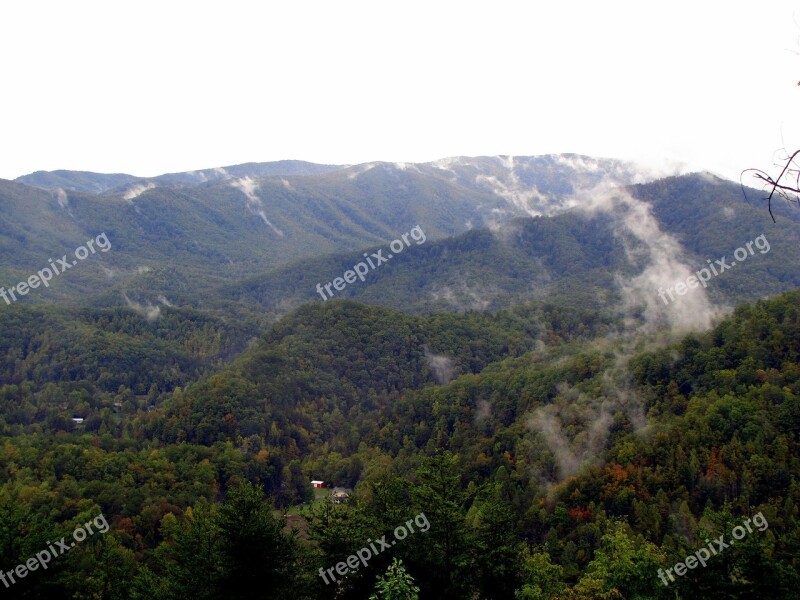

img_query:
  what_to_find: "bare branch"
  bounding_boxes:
[741,148,800,222]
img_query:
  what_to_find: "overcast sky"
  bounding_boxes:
[1,1,799,182]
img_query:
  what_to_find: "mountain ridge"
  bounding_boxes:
[3,159,796,324]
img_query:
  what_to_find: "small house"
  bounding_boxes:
[330,487,352,504]
[311,480,325,489]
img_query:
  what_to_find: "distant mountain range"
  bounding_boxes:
[221,174,800,317]
[2,155,798,321]
[10,155,657,236]
[14,155,649,205]
[0,155,652,298]
[15,160,342,194]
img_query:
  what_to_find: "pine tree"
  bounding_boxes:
[217,480,298,600]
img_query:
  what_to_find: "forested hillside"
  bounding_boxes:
[222,174,800,315]
[0,305,254,430]
[2,288,798,598]
[1,155,644,307]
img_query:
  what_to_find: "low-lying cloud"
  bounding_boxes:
[123,182,156,201]
[527,180,721,486]
[123,293,160,321]
[425,350,456,385]
[573,185,721,333]
[231,177,285,237]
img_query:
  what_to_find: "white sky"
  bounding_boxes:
[1,1,799,182]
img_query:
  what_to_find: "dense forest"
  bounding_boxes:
[1,288,798,598]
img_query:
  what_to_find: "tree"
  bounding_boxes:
[217,480,299,600]
[514,547,566,600]
[306,497,380,598]
[409,451,474,599]
[741,148,800,222]
[568,522,669,600]
[369,559,420,600]
[159,502,223,600]
[470,483,523,599]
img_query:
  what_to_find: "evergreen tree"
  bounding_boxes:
[217,480,298,600]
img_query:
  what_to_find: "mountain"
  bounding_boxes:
[220,173,800,317]
[3,159,799,322]
[150,160,343,188]
[327,154,655,223]
[13,170,143,195]
[14,160,343,194]
[0,154,661,308]
[14,154,646,205]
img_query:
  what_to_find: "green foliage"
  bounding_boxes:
[369,558,420,600]
[217,481,299,599]
[569,522,668,600]
[514,548,566,600]
[131,483,305,600]
[2,279,800,598]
